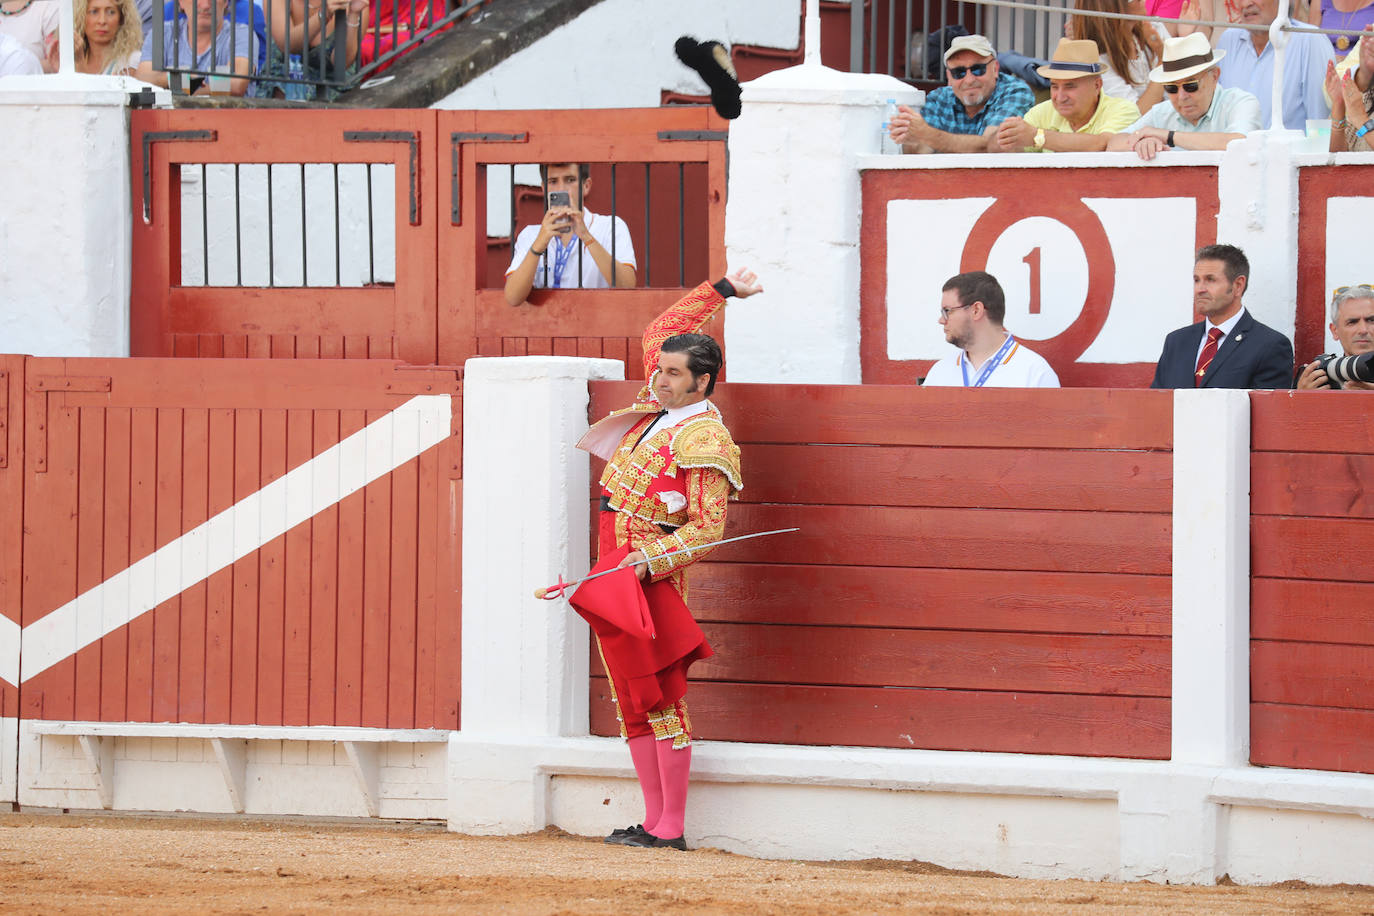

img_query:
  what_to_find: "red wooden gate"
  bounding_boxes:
[129,107,728,367]
[11,357,461,731]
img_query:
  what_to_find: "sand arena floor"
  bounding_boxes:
[2,811,1373,915]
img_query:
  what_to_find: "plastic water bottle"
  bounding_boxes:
[880,98,900,154]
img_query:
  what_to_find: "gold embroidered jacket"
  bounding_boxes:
[577,282,743,585]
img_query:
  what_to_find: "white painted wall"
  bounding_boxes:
[432,0,801,111]
[0,75,153,358]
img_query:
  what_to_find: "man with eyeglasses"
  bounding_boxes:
[1295,285,1374,389]
[888,35,1034,154]
[922,271,1060,387]
[1107,33,1262,159]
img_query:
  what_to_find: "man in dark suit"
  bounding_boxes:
[1150,244,1294,389]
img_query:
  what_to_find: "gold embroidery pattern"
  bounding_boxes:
[647,699,693,749]
[643,467,732,580]
[594,636,629,740]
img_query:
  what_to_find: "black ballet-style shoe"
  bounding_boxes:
[604,824,649,845]
[674,36,742,119]
[621,831,687,850]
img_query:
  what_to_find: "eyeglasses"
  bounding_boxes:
[947,63,989,80]
[1163,80,1202,94]
[939,303,973,319]
[1335,285,1374,295]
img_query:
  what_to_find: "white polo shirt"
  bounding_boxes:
[922,337,1060,388]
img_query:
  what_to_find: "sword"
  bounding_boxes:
[534,527,800,600]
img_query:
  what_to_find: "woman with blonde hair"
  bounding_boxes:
[73,0,141,74]
[1070,0,1169,112]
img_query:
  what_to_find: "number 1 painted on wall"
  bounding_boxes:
[1022,247,1042,315]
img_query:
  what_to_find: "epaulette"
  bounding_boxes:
[670,415,743,495]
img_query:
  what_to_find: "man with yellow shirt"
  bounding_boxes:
[995,38,1141,152]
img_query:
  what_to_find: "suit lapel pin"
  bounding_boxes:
[1234,333,1243,342]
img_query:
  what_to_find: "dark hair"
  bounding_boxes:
[941,271,1005,325]
[661,333,723,396]
[539,163,591,185]
[1195,244,1249,285]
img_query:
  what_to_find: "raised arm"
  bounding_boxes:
[640,267,763,380]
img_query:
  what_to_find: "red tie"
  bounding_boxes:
[1195,327,1223,387]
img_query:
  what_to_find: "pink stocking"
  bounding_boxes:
[627,735,663,833]
[651,740,692,839]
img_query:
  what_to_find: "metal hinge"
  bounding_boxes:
[449,131,529,225]
[344,130,422,225]
[141,129,217,223]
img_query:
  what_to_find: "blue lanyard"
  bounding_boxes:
[960,335,1016,387]
[551,235,575,289]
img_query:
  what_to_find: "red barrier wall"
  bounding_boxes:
[1250,390,1374,775]
[586,383,1174,759]
[12,357,462,729]
[1,355,21,720]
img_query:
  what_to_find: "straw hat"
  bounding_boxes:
[1148,32,1226,83]
[1035,38,1105,80]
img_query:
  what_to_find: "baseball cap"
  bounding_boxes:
[944,34,996,63]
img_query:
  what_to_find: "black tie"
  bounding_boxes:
[632,410,668,450]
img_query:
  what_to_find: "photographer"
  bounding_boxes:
[503,162,637,306]
[1296,285,1374,390]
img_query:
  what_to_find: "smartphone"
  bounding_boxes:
[547,191,571,208]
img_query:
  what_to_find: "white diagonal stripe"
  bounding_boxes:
[17,394,452,684]
[0,616,18,686]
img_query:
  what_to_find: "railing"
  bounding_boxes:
[148,0,494,99]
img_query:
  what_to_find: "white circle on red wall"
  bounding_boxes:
[985,217,1089,342]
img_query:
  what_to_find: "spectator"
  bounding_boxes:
[253,0,369,100]
[1215,0,1333,128]
[1174,0,1244,41]
[923,271,1060,387]
[0,0,60,72]
[1295,285,1374,389]
[161,0,264,70]
[74,0,141,74]
[888,34,1034,154]
[135,0,257,95]
[1107,33,1261,158]
[1327,28,1374,148]
[995,39,1141,151]
[1070,0,1168,113]
[1150,244,1294,388]
[0,30,41,74]
[503,163,637,306]
[1306,0,1374,52]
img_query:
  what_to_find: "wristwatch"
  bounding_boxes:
[1033,128,1046,151]
[1166,130,1176,148]
[1355,120,1374,143]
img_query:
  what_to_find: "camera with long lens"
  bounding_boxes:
[1314,351,1374,386]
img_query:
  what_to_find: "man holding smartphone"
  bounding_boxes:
[503,162,637,305]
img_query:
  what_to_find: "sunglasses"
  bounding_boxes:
[947,63,989,80]
[1334,284,1374,298]
[1163,80,1202,94]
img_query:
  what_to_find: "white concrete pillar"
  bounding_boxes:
[724,63,920,383]
[1217,131,1302,340]
[1170,389,1251,768]
[0,76,163,357]
[458,356,623,738]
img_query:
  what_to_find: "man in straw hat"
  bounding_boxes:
[995,38,1140,152]
[1107,32,1262,159]
[1215,0,1332,129]
[889,34,1034,153]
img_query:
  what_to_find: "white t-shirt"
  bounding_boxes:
[1100,23,1171,104]
[0,0,59,71]
[922,337,1061,388]
[506,210,636,290]
[0,31,41,75]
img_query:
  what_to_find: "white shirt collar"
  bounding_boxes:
[1207,307,1246,338]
